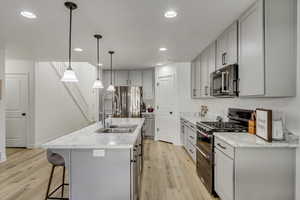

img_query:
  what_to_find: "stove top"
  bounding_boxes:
[196,121,248,133]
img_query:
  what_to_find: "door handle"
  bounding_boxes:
[22,113,26,116]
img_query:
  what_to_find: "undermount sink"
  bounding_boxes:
[95,125,138,134]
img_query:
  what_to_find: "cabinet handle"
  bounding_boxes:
[217,143,227,150]
[131,159,137,163]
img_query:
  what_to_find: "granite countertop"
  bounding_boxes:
[214,132,299,148]
[42,118,145,149]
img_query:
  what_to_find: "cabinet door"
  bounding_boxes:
[115,70,129,86]
[129,70,142,86]
[238,0,265,96]
[226,22,238,65]
[216,32,228,70]
[144,118,154,138]
[191,57,201,98]
[208,42,216,96]
[215,148,234,200]
[200,48,210,97]
[216,22,238,69]
[191,61,197,98]
[142,69,154,99]
[183,125,189,151]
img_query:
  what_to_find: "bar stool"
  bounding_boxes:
[45,149,69,200]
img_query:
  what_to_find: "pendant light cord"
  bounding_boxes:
[68,7,73,70]
[97,38,100,80]
[110,53,113,84]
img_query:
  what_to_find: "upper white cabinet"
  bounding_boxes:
[191,56,201,98]
[191,42,216,99]
[238,0,297,97]
[103,68,154,100]
[142,69,154,100]
[216,22,238,70]
[115,70,129,86]
[129,70,142,86]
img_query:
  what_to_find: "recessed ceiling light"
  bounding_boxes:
[164,10,177,18]
[156,63,163,66]
[159,47,168,52]
[74,48,83,52]
[20,11,37,19]
[98,63,103,66]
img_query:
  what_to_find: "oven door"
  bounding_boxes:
[196,131,214,194]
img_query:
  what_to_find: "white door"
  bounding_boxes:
[5,74,29,147]
[155,71,177,143]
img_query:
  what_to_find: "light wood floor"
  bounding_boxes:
[0,140,217,200]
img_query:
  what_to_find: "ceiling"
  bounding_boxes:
[0,0,255,69]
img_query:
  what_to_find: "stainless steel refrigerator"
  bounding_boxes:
[113,86,143,118]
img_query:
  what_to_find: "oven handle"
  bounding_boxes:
[197,130,211,138]
[195,146,210,160]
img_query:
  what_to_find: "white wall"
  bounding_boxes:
[0,49,6,162]
[34,62,97,145]
[5,59,35,147]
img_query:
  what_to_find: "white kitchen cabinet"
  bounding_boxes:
[142,69,154,99]
[103,69,155,100]
[216,22,238,70]
[214,135,296,200]
[129,70,142,86]
[199,41,216,98]
[215,148,234,200]
[191,56,201,98]
[115,70,129,86]
[239,0,296,97]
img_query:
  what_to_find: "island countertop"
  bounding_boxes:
[42,118,145,149]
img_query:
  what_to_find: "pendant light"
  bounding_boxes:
[61,2,79,82]
[92,34,104,89]
[107,51,115,92]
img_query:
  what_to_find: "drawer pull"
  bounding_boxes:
[217,143,226,149]
[189,149,194,154]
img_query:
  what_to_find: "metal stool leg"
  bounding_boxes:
[61,166,66,198]
[45,165,55,200]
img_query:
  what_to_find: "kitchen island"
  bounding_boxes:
[42,118,145,200]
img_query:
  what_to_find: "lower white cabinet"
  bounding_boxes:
[181,119,197,162]
[215,148,234,200]
[214,136,295,200]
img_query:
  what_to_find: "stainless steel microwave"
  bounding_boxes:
[210,64,238,97]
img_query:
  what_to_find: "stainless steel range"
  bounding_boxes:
[195,108,253,195]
